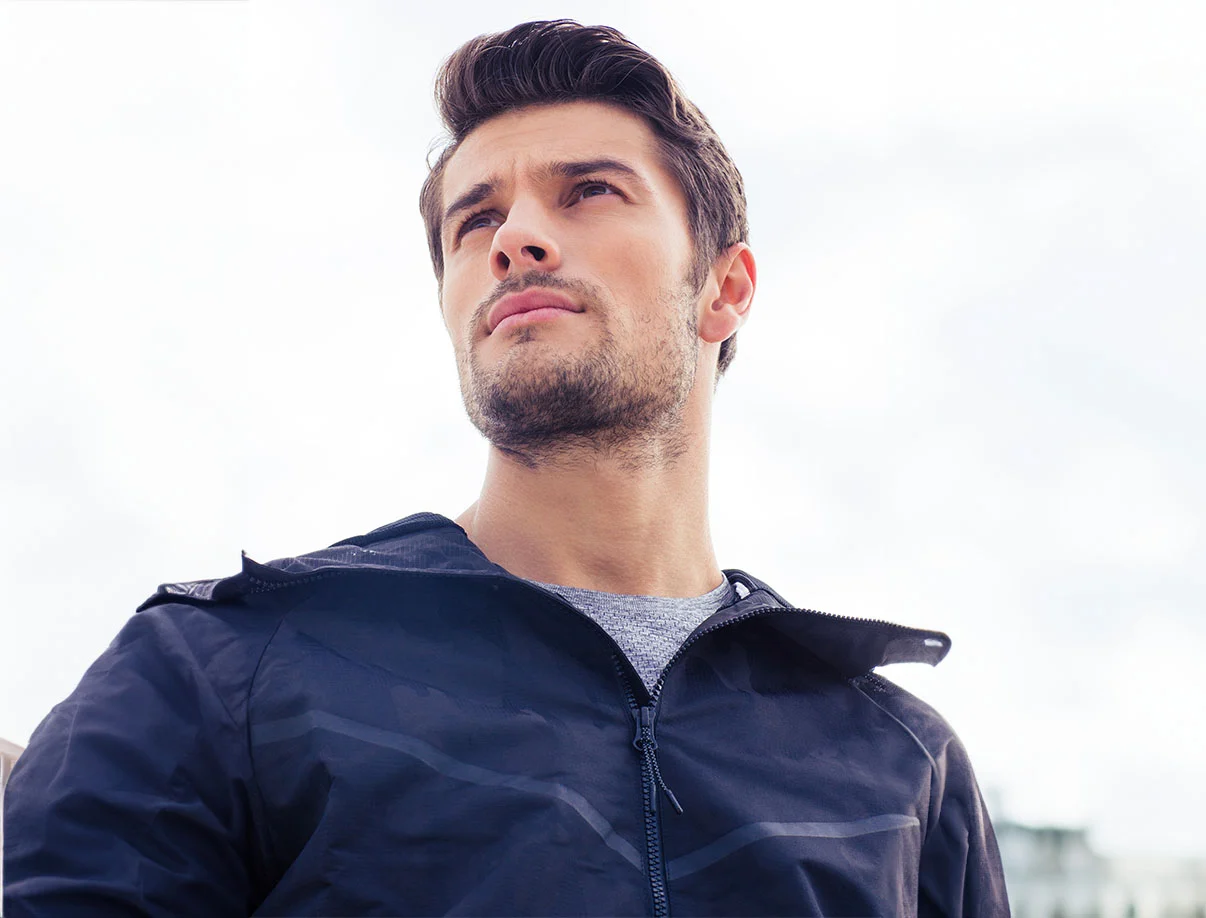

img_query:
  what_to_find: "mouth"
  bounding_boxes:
[487,289,583,334]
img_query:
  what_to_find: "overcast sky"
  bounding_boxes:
[1,0,1203,861]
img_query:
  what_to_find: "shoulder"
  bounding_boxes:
[122,512,488,684]
[137,512,487,614]
[847,672,965,773]
[118,598,288,717]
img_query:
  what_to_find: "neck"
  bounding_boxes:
[455,397,722,598]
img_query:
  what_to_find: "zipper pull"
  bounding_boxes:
[653,760,684,815]
[633,705,684,815]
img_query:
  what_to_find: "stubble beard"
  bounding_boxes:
[456,281,701,470]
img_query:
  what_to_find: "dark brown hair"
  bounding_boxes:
[419,20,749,376]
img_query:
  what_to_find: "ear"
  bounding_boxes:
[698,243,756,345]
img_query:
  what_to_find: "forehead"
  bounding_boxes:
[442,100,673,203]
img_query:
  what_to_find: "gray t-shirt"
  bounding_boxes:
[529,576,743,693]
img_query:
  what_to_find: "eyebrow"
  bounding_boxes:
[442,158,652,234]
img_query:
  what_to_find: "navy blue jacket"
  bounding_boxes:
[4,513,1009,916]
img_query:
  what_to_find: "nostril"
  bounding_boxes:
[522,245,546,261]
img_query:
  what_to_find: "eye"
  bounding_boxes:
[572,179,621,201]
[455,209,499,240]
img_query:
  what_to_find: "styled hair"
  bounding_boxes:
[419,19,749,377]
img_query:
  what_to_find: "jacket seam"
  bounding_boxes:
[846,680,941,845]
[153,604,287,906]
[243,605,293,883]
[155,610,245,731]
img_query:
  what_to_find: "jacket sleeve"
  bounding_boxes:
[917,729,1011,917]
[3,603,268,917]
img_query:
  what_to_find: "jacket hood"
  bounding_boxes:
[138,512,952,678]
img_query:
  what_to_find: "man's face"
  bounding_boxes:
[438,100,707,461]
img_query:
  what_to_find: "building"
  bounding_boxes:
[998,819,1206,918]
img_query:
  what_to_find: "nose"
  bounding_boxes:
[489,201,562,281]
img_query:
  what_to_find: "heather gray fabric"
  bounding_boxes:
[530,576,740,693]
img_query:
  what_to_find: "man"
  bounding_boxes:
[4,20,1009,917]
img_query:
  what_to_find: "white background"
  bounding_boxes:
[1,0,1203,860]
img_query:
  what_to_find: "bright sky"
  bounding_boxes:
[1,0,1203,861]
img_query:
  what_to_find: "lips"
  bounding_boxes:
[487,289,582,333]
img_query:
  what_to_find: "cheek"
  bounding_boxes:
[440,277,476,341]
[590,221,684,285]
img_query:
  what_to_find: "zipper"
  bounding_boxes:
[617,660,675,918]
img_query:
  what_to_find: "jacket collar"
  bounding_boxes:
[141,512,950,677]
